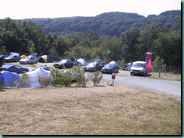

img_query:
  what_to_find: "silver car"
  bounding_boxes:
[130,61,147,76]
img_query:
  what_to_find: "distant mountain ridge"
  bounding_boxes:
[29,10,180,36]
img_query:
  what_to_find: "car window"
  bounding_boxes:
[133,63,145,67]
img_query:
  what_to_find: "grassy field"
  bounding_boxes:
[0,86,181,135]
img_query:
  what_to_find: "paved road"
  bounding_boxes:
[103,74,181,97]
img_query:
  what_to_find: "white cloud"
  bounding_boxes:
[0,0,181,19]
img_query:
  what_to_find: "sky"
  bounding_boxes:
[0,0,181,19]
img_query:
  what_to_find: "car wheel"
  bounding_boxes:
[130,72,134,76]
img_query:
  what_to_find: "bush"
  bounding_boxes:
[153,56,164,72]
[51,66,86,87]
[18,73,29,88]
[117,59,125,69]
[93,71,103,86]
[71,66,86,87]
[51,68,74,87]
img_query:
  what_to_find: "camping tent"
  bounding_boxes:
[0,73,3,86]
[1,71,20,87]
[35,67,51,87]
[19,67,51,88]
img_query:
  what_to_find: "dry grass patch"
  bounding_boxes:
[119,70,181,81]
[151,72,181,81]
[0,86,181,135]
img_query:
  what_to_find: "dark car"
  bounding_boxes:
[0,54,6,67]
[123,62,132,71]
[0,64,29,74]
[95,59,106,70]
[39,54,61,63]
[4,52,20,62]
[84,59,106,72]
[53,59,74,69]
[101,61,119,74]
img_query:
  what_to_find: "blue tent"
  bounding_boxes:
[0,73,3,87]
[1,71,20,87]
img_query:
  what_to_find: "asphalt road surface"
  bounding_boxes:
[103,74,181,98]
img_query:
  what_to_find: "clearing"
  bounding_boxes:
[0,86,181,135]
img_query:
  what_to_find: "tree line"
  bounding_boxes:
[0,18,181,73]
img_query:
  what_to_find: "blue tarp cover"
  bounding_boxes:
[1,71,20,87]
[0,73,3,86]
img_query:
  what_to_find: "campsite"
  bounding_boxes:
[0,56,181,134]
[0,0,181,135]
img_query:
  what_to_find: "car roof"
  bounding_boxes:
[133,61,146,64]
[2,64,15,68]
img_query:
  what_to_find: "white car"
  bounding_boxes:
[77,58,86,66]
[19,54,38,64]
[130,61,147,76]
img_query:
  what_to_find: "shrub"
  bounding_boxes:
[153,56,164,72]
[18,73,29,87]
[51,68,74,87]
[71,66,86,87]
[92,71,103,86]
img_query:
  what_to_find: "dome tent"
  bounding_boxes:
[35,67,51,87]
[0,73,3,87]
[19,67,51,88]
[1,71,20,87]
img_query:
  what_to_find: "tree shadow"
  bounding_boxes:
[0,88,5,92]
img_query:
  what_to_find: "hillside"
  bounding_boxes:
[30,10,181,36]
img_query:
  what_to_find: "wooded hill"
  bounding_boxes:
[30,10,180,36]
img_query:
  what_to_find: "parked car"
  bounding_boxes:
[123,62,132,71]
[39,55,48,63]
[130,61,147,76]
[4,52,20,62]
[47,54,60,63]
[53,59,74,69]
[95,59,106,70]
[0,54,6,67]
[83,62,97,72]
[101,61,119,74]
[77,58,87,66]
[83,59,106,72]
[19,53,39,64]
[0,54,5,60]
[0,64,29,74]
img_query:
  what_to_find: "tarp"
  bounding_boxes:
[19,67,51,88]
[35,67,51,87]
[1,71,20,87]
[0,73,3,86]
